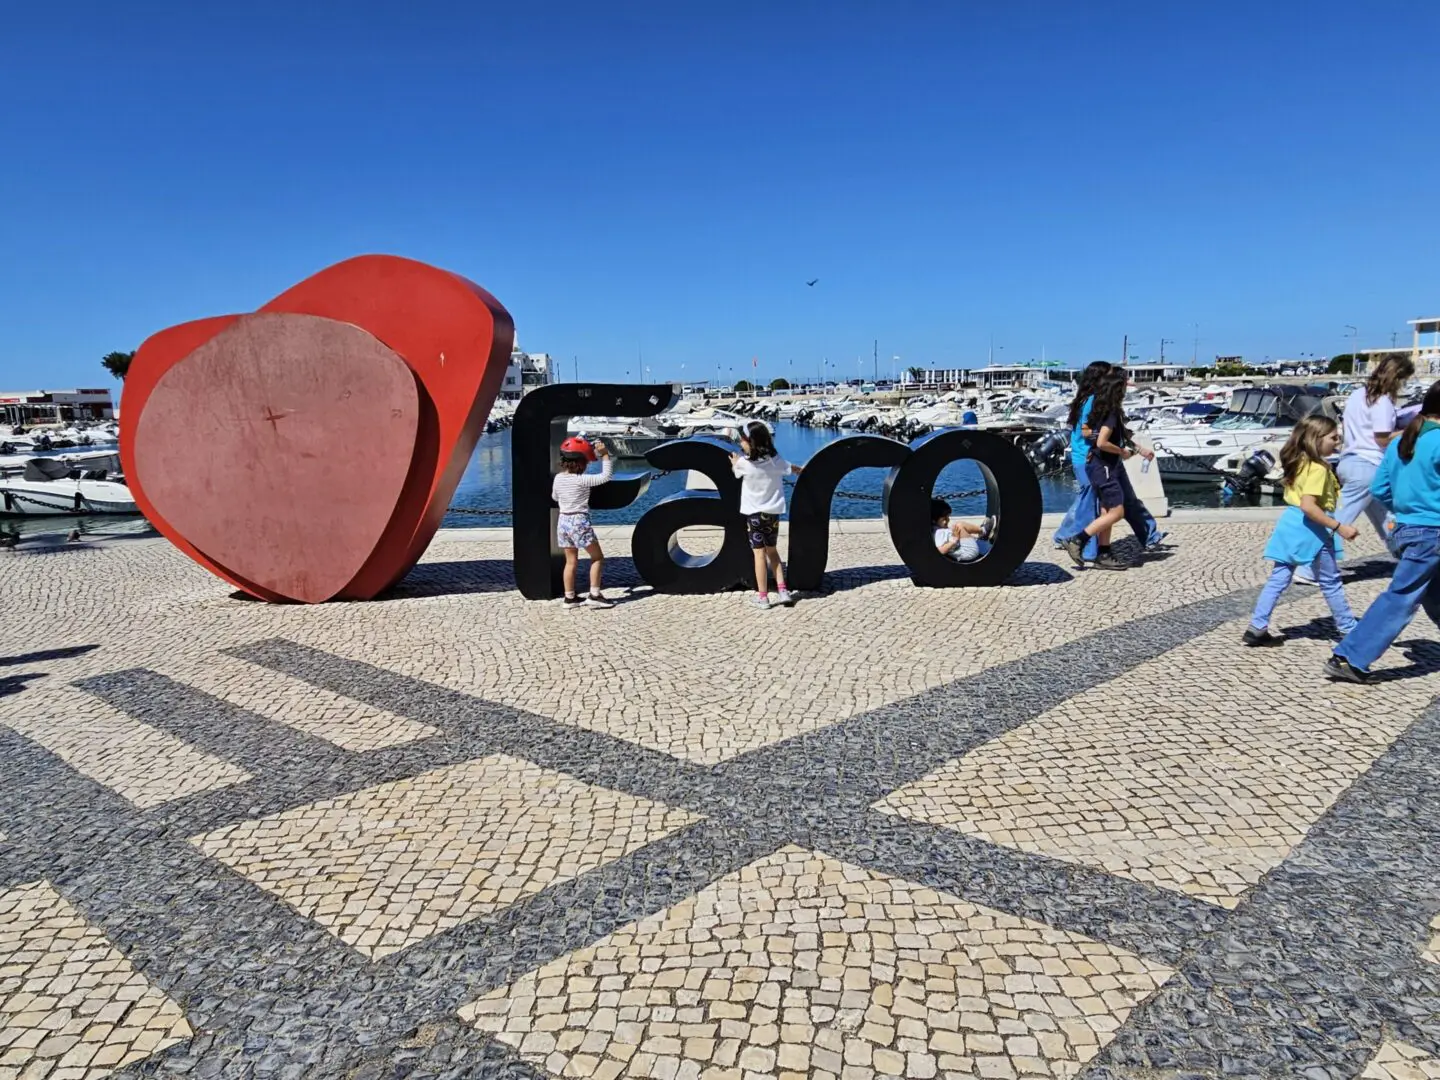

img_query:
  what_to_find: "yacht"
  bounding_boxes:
[1140,385,1325,482]
[0,453,137,516]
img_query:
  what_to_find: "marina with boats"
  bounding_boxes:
[0,370,1430,537]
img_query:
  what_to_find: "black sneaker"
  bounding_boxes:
[1059,534,1087,568]
[1323,655,1374,684]
[586,593,615,609]
[1242,627,1284,647]
[563,596,585,609]
[1093,553,1128,571]
[980,515,998,542]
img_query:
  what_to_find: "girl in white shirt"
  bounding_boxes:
[730,422,803,608]
[1296,354,1413,583]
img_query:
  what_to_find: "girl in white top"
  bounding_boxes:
[1296,354,1413,582]
[730,422,803,608]
[552,437,614,607]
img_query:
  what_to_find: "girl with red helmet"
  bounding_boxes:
[553,436,614,607]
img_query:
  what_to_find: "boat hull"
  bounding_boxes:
[0,481,139,516]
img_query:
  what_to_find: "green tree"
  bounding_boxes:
[769,377,790,391]
[907,366,925,383]
[733,379,753,393]
[102,350,134,380]
[1327,354,1355,375]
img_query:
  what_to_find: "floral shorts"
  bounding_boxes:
[746,512,780,550]
[557,512,597,550]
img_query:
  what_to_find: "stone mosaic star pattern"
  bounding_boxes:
[0,880,191,1080]
[2,522,1436,1078]
[875,582,1440,908]
[190,754,702,958]
[459,847,1174,1079]
[1362,1040,1440,1080]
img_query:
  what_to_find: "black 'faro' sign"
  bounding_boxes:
[511,383,1042,598]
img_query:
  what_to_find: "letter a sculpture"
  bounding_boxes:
[122,255,514,603]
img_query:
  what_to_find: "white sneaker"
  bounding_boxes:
[1293,572,1318,586]
[775,589,796,607]
[751,593,774,609]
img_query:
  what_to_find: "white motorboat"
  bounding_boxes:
[568,409,768,459]
[0,453,137,516]
[1141,385,1324,483]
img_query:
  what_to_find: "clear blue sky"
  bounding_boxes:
[2,0,1436,391]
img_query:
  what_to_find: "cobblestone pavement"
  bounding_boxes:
[0,523,1437,1079]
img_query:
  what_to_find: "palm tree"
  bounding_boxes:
[102,351,134,380]
[906,366,925,384]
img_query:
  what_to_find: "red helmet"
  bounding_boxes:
[560,436,597,462]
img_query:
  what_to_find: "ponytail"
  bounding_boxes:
[1398,413,1427,463]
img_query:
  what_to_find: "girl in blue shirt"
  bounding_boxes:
[1327,381,1440,683]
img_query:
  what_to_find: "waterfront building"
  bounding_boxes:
[1410,317,1440,375]
[0,387,114,425]
[1353,317,1440,377]
[1048,364,1187,385]
[904,365,1045,390]
[499,347,555,400]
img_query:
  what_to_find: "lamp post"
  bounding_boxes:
[1346,325,1359,373]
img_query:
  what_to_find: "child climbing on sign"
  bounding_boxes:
[730,421,803,608]
[1243,414,1357,646]
[552,436,614,608]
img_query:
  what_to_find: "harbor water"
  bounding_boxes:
[0,422,1257,541]
[443,422,1248,527]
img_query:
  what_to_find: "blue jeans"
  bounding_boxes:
[1054,459,1163,558]
[1333,523,1440,672]
[1250,545,1356,634]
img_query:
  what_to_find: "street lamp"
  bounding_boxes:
[1345,325,1359,372]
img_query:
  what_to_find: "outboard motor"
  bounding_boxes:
[1027,429,1069,471]
[1221,448,1276,506]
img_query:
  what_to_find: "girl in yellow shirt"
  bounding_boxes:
[1244,415,1358,646]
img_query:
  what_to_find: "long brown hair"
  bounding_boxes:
[1279,414,1338,487]
[1067,362,1111,428]
[1087,369,1130,444]
[1397,380,1440,463]
[1366,353,1415,405]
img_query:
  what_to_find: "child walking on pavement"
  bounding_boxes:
[1057,368,1155,570]
[552,436,614,608]
[730,421,803,608]
[1244,415,1357,645]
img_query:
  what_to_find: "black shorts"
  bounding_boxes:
[1085,460,1126,510]
[746,512,780,549]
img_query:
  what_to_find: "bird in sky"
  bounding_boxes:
[805,279,818,286]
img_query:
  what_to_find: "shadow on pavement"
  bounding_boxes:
[0,672,47,697]
[0,644,98,668]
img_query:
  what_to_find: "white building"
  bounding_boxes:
[904,365,1044,390]
[1354,317,1440,377]
[499,347,555,400]
[0,388,114,425]
[1410,317,1440,375]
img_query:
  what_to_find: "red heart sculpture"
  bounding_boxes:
[122,256,514,603]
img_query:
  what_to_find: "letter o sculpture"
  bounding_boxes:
[883,428,1043,587]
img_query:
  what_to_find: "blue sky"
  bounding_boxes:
[2,1,1436,391]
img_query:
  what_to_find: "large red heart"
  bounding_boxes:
[122,256,514,603]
